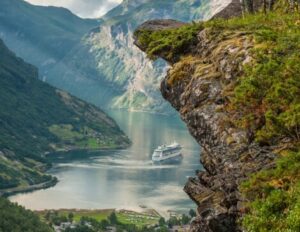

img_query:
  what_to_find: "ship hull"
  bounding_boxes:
[152,151,182,163]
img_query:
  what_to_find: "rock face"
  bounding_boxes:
[135,20,276,231]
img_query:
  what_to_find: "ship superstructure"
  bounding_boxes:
[152,142,182,162]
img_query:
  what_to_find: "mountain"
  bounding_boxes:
[0,0,99,75]
[0,39,130,193]
[46,0,232,113]
[0,0,231,113]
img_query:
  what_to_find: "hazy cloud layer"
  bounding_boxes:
[25,0,122,18]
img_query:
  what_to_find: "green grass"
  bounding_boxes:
[47,209,114,223]
[134,22,203,63]
[116,211,160,227]
[49,124,84,141]
[74,212,111,222]
[49,124,127,150]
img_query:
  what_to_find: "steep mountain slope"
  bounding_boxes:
[134,3,300,231]
[0,0,99,75]
[46,0,232,113]
[0,39,130,194]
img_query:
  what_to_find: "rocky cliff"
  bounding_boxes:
[133,14,283,232]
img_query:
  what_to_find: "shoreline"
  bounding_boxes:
[1,177,58,198]
[3,145,131,199]
[46,145,131,156]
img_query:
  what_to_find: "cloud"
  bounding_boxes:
[25,0,122,18]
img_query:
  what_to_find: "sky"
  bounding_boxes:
[25,0,123,18]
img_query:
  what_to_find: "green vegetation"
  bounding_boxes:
[205,8,300,231]
[116,211,159,228]
[135,6,300,141]
[48,124,121,150]
[204,11,300,145]
[49,125,84,142]
[0,155,54,191]
[0,197,52,232]
[134,4,300,144]
[203,10,300,229]
[38,209,193,232]
[0,39,130,191]
[134,23,203,62]
[241,150,300,231]
[38,209,167,231]
[134,3,300,231]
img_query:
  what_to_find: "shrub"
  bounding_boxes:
[208,12,300,144]
[241,150,300,231]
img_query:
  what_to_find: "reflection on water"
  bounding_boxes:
[10,111,202,214]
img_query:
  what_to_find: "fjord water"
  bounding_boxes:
[10,111,201,213]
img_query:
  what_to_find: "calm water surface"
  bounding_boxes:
[10,111,202,214]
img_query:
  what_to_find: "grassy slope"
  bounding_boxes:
[0,39,130,190]
[135,6,300,231]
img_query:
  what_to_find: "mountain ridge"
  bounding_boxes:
[0,38,130,194]
[0,0,99,76]
[0,0,234,114]
[46,0,233,114]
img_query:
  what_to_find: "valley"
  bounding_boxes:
[0,38,130,196]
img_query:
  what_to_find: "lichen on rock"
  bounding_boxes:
[134,17,296,232]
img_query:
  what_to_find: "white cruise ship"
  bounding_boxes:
[152,142,182,162]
